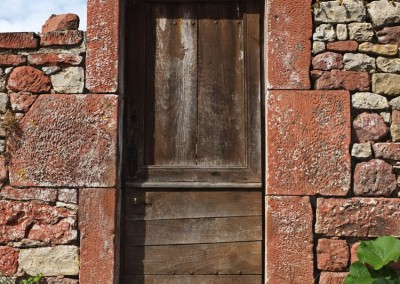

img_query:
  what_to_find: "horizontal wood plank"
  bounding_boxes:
[123,275,262,284]
[125,216,262,245]
[124,242,262,275]
[125,191,262,220]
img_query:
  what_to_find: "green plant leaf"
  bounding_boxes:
[346,261,377,284]
[358,237,400,270]
[345,261,400,284]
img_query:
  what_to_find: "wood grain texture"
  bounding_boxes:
[125,190,262,220]
[146,4,197,166]
[125,216,262,245]
[197,3,246,166]
[123,275,262,283]
[124,242,262,275]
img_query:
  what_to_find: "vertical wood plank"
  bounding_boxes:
[145,4,198,166]
[197,3,246,166]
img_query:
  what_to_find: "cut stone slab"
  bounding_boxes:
[316,198,400,237]
[327,40,358,52]
[0,186,57,202]
[319,272,349,284]
[40,30,83,46]
[8,94,118,187]
[351,92,389,110]
[314,0,366,23]
[312,52,343,70]
[0,33,38,49]
[353,112,389,142]
[343,53,375,73]
[373,143,400,160]
[376,57,400,73]
[354,159,397,197]
[267,90,351,196]
[42,14,80,33]
[51,67,84,93]
[313,41,326,54]
[0,246,18,276]
[315,70,370,91]
[317,239,349,271]
[367,0,400,28]
[267,0,312,89]
[336,24,348,40]
[351,143,372,159]
[348,23,374,42]
[376,26,400,45]
[390,97,400,110]
[28,54,83,67]
[7,66,51,93]
[19,246,79,276]
[266,196,313,283]
[313,24,336,41]
[392,110,400,142]
[372,73,400,96]
[359,42,398,57]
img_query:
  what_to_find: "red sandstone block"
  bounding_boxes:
[317,239,349,271]
[0,54,26,66]
[1,186,57,202]
[0,33,38,49]
[28,218,77,245]
[327,40,359,52]
[312,52,344,70]
[10,92,38,112]
[8,94,118,187]
[0,200,75,243]
[79,188,117,284]
[0,246,18,276]
[353,159,396,197]
[350,242,359,264]
[28,53,83,66]
[7,66,51,93]
[353,112,389,143]
[42,14,80,33]
[319,272,348,284]
[266,196,313,284]
[316,70,370,91]
[316,198,400,237]
[373,143,400,160]
[267,0,312,89]
[40,30,83,46]
[267,90,351,196]
[86,0,119,93]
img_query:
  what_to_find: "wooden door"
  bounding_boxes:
[123,0,262,283]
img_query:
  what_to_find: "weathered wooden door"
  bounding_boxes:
[122,0,262,282]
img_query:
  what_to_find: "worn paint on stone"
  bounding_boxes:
[316,198,400,237]
[8,94,118,187]
[267,90,351,196]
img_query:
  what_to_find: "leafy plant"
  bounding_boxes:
[346,236,400,284]
[19,274,43,284]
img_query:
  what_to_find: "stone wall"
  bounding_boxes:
[0,15,91,284]
[311,0,400,282]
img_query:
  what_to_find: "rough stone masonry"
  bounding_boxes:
[0,13,116,284]
[310,0,400,282]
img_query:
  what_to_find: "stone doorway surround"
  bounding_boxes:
[80,0,318,283]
